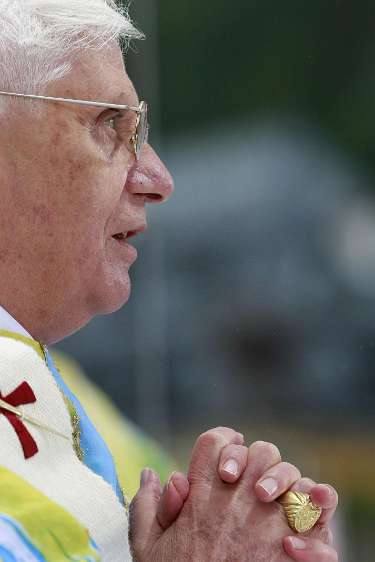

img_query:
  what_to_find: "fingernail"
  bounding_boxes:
[222,459,239,476]
[289,537,306,550]
[167,471,176,489]
[258,477,278,496]
[141,468,154,486]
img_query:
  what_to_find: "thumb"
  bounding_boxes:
[129,468,164,558]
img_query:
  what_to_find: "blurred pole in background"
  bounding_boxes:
[125,0,161,149]
[124,0,170,443]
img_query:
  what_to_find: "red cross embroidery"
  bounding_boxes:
[0,381,38,459]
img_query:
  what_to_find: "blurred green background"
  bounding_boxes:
[133,0,375,174]
[57,2,375,560]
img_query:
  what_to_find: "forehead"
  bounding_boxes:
[50,43,139,107]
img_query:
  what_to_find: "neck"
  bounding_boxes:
[0,292,90,345]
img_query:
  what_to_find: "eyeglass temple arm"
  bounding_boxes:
[0,91,142,113]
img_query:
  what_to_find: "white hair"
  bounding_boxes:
[0,0,142,95]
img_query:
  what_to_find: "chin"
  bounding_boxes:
[94,274,132,315]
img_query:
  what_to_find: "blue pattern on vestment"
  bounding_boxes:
[0,546,19,561]
[0,546,19,562]
[0,514,46,561]
[45,351,124,504]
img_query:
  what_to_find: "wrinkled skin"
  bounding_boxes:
[0,38,338,562]
[130,428,339,562]
[0,44,173,344]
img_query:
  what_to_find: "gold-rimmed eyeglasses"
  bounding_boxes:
[0,91,149,160]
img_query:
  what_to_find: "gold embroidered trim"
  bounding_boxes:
[122,488,130,519]
[48,354,84,464]
[0,330,45,360]
[63,395,84,462]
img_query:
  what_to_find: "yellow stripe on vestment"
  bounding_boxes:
[0,465,101,560]
[0,330,45,360]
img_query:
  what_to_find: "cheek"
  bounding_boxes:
[15,124,130,255]
[51,158,126,236]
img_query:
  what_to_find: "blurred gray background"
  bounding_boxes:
[56,2,375,559]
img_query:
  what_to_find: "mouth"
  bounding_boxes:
[111,223,147,246]
[112,231,138,241]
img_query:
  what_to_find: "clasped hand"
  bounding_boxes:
[130,427,339,562]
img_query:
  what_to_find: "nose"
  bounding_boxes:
[126,144,174,203]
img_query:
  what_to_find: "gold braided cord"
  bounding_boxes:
[62,394,84,462]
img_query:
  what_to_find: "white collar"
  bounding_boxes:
[0,305,33,339]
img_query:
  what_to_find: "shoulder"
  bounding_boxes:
[0,333,49,388]
[0,341,131,561]
[0,333,73,468]
[0,334,71,437]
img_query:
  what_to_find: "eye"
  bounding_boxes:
[107,117,116,129]
[104,111,121,132]
[96,109,137,158]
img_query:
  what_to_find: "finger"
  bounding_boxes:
[281,476,333,545]
[129,468,163,556]
[291,478,338,528]
[218,444,249,483]
[240,441,282,489]
[232,431,245,446]
[156,472,190,530]
[310,484,339,525]
[255,462,301,502]
[188,427,244,485]
[290,477,316,494]
[283,536,338,562]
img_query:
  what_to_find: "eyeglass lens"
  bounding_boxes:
[136,102,148,158]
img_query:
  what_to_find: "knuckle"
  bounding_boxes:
[215,426,241,442]
[282,462,301,479]
[225,443,248,456]
[221,444,248,464]
[314,525,333,545]
[299,476,316,487]
[198,429,224,449]
[199,426,239,447]
[324,483,339,504]
[236,444,249,457]
[250,441,281,462]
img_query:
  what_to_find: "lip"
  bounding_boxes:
[109,222,147,268]
[111,236,138,265]
[111,222,148,241]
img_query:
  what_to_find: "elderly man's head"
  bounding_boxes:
[0,0,173,344]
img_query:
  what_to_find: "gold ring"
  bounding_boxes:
[278,491,322,533]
